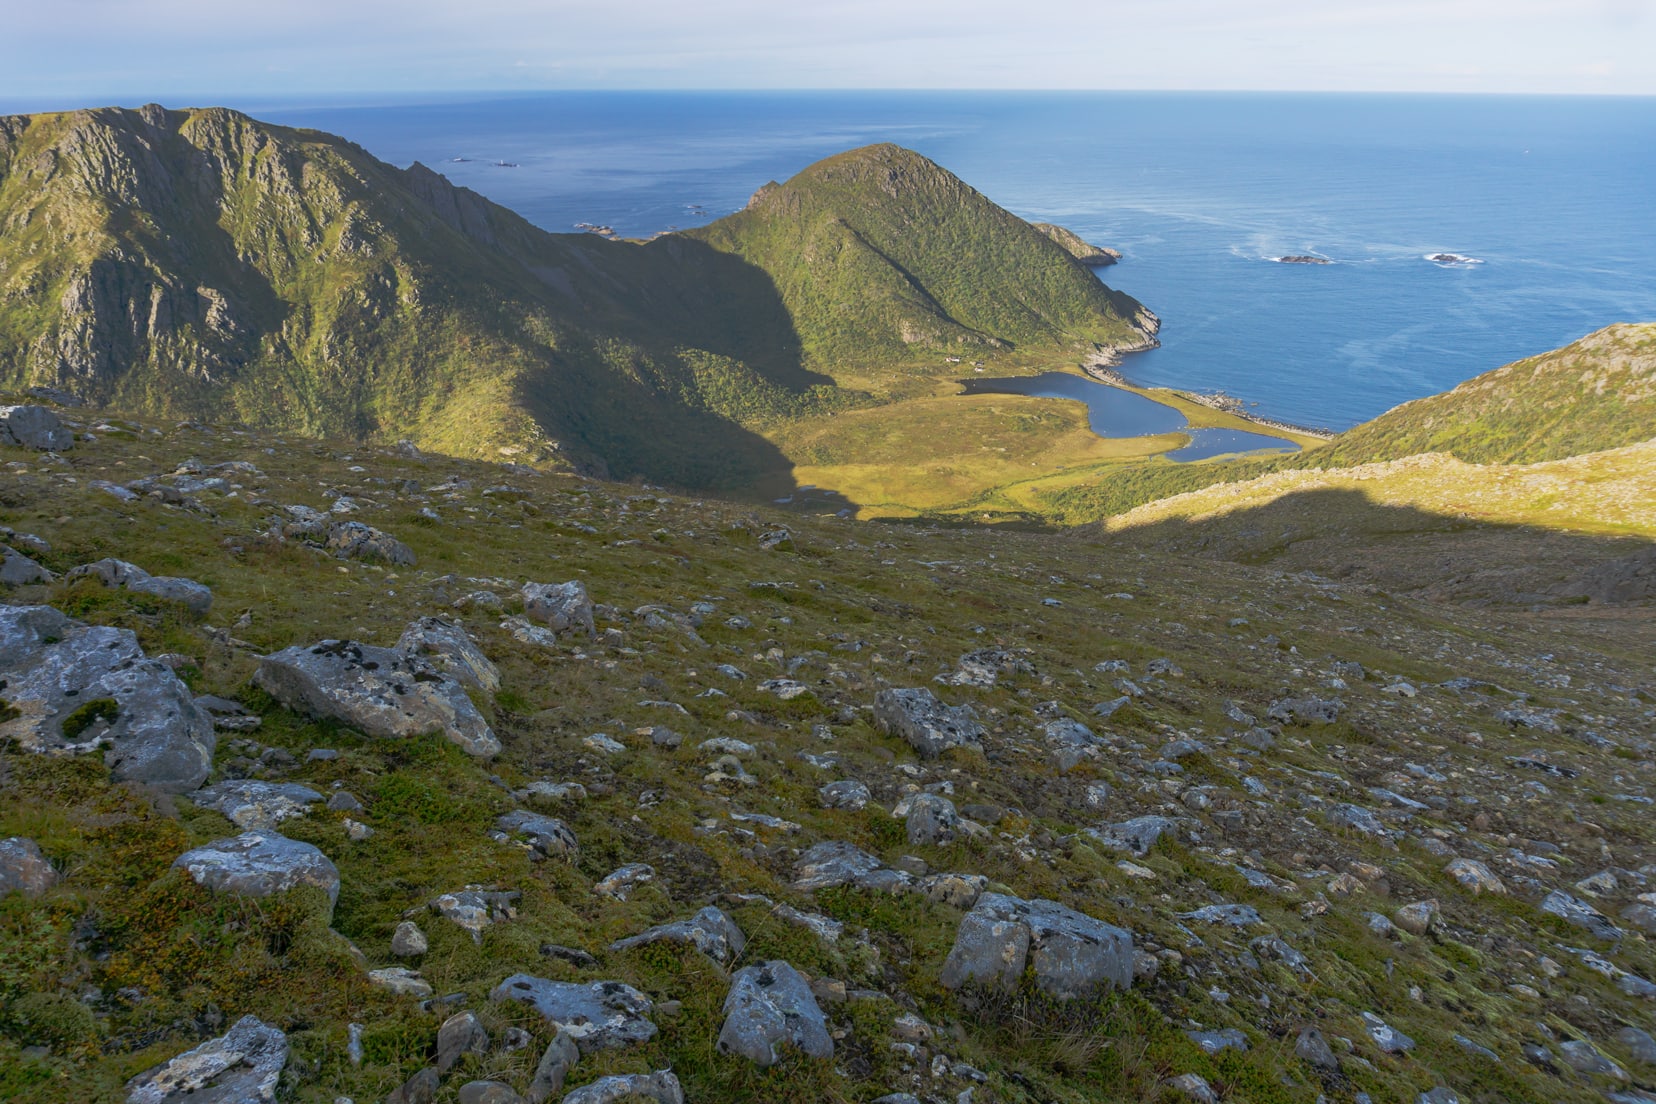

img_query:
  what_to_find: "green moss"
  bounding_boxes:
[58,698,118,741]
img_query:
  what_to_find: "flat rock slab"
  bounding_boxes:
[397,616,500,692]
[717,960,833,1067]
[941,891,1134,999]
[491,976,656,1052]
[0,604,215,793]
[254,639,499,757]
[793,841,917,894]
[66,559,212,616]
[1087,815,1179,856]
[0,404,74,450]
[125,1015,286,1104]
[0,546,53,585]
[495,811,577,859]
[1542,890,1623,941]
[873,687,985,758]
[0,837,57,897]
[173,831,340,918]
[611,906,746,965]
[561,1071,684,1104]
[190,780,323,831]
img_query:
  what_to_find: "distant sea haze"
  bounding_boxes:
[240,91,1656,431]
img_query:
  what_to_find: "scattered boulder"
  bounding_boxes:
[1559,1039,1628,1080]
[896,791,959,845]
[0,837,56,898]
[560,1071,685,1104]
[611,906,746,966]
[65,559,212,616]
[594,863,655,900]
[173,832,340,918]
[1295,1026,1340,1072]
[1445,858,1506,895]
[1267,697,1344,724]
[793,841,916,894]
[325,520,415,564]
[717,960,834,1067]
[491,976,656,1052]
[397,617,501,692]
[940,648,1033,688]
[1187,1028,1249,1054]
[0,405,74,450]
[1326,803,1390,837]
[254,640,500,757]
[1394,900,1440,936]
[1165,1072,1219,1103]
[392,920,429,957]
[457,1082,522,1104]
[873,687,985,758]
[525,1032,579,1103]
[941,892,1134,998]
[0,604,215,793]
[0,546,53,586]
[1178,904,1263,928]
[521,580,595,636]
[369,967,434,999]
[1362,1011,1415,1053]
[819,779,871,810]
[124,1015,286,1104]
[496,811,578,859]
[431,887,520,943]
[1086,815,1178,856]
[189,780,323,831]
[1616,1026,1656,1065]
[437,1010,491,1073]
[1541,890,1623,941]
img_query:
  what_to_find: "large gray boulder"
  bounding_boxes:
[873,687,985,758]
[717,960,833,1067]
[521,580,595,636]
[397,616,500,692]
[560,1071,685,1104]
[610,906,746,966]
[65,559,213,616]
[0,837,57,897]
[0,604,215,793]
[254,639,500,757]
[941,892,1134,999]
[124,1015,287,1104]
[0,405,74,450]
[190,780,323,831]
[491,976,656,1052]
[1086,815,1179,856]
[173,832,341,918]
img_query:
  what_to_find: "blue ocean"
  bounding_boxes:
[229,92,1656,430]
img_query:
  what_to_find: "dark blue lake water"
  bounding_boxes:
[963,373,1299,461]
[103,91,1656,431]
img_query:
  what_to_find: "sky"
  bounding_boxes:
[1,0,1653,106]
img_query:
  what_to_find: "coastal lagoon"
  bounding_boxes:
[962,373,1299,461]
[132,90,1656,431]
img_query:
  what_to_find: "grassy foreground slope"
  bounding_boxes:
[1,399,1653,1103]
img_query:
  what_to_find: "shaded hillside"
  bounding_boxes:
[686,144,1157,378]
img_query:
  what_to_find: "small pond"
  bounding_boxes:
[960,373,1299,462]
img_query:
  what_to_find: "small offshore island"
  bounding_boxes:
[1274,254,1332,264]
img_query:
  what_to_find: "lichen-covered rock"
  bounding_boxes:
[873,687,985,758]
[1267,697,1344,724]
[0,604,215,793]
[254,639,500,757]
[172,832,340,918]
[0,405,74,450]
[437,1010,490,1073]
[611,906,746,965]
[490,976,656,1052]
[325,520,415,564]
[526,1031,579,1103]
[0,837,56,898]
[1394,899,1440,935]
[941,892,1134,998]
[1362,1011,1415,1053]
[792,840,917,893]
[819,779,871,810]
[124,1015,286,1104]
[521,580,595,636]
[397,616,500,692]
[717,960,833,1067]
[496,810,577,859]
[189,780,323,831]
[593,863,654,899]
[369,967,434,999]
[65,558,213,615]
[432,886,520,943]
[560,1071,684,1104]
